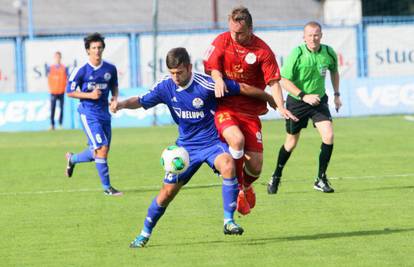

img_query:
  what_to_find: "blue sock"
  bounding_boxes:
[95,157,111,190]
[71,149,94,164]
[142,198,166,236]
[222,177,238,223]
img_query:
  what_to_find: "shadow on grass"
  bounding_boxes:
[258,181,414,195]
[146,227,414,248]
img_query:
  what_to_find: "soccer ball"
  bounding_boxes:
[160,145,190,174]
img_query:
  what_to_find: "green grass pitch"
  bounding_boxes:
[1,115,413,266]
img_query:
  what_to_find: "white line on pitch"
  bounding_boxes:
[1,173,413,196]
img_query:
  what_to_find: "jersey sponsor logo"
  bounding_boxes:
[104,72,111,81]
[87,82,108,90]
[245,52,257,64]
[192,98,204,109]
[173,107,205,119]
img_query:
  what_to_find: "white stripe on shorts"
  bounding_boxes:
[80,114,97,149]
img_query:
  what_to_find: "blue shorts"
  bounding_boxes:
[79,113,111,150]
[163,140,229,185]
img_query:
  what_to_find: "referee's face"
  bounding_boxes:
[304,25,322,52]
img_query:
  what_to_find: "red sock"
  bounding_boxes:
[243,168,259,188]
[235,158,244,186]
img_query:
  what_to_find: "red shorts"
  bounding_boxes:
[214,109,263,152]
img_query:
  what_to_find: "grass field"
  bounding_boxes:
[1,115,413,266]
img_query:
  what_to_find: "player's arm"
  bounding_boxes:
[111,96,143,113]
[66,88,102,100]
[211,69,228,98]
[280,78,320,106]
[239,83,277,109]
[269,80,298,121]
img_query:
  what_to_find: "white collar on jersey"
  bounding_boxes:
[176,72,194,92]
[88,60,103,71]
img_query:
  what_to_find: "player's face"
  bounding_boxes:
[303,25,322,52]
[169,64,192,87]
[229,19,252,45]
[87,41,104,64]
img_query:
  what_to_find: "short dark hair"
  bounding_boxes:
[304,21,322,31]
[229,6,253,28]
[84,32,105,50]
[55,51,62,57]
[166,47,191,69]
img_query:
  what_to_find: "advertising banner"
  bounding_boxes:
[24,36,130,92]
[0,41,16,93]
[138,27,357,87]
[367,24,414,77]
[0,87,173,132]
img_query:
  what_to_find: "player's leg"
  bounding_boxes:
[50,94,57,130]
[268,133,301,194]
[215,110,245,184]
[94,121,122,195]
[130,181,185,248]
[314,120,335,193]
[238,115,263,209]
[130,159,198,248]
[268,95,309,194]
[58,93,64,127]
[212,151,244,235]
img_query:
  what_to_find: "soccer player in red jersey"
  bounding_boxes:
[204,6,297,215]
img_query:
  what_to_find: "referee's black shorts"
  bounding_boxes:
[285,94,332,135]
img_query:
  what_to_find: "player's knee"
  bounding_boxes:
[219,156,235,177]
[226,134,244,150]
[322,132,334,144]
[95,146,109,157]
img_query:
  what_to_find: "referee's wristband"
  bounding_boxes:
[298,91,306,100]
[334,92,340,97]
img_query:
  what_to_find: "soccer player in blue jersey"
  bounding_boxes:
[112,47,276,248]
[65,32,122,196]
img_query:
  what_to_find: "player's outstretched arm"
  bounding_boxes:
[111,96,142,113]
[211,70,228,98]
[269,80,299,121]
[239,83,277,109]
[67,88,102,100]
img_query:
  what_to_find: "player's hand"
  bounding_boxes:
[214,79,228,98]
[334,95,342,112]
[90,88,102,100]
[109,97,119,113]
[302,94,320,106]
[279,107,299,122]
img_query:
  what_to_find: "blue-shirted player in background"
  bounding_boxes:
[112,47,276,248]
[65,32,122,196]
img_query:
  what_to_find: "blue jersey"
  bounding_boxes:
[66,61,118,121]
[140,72,240,147]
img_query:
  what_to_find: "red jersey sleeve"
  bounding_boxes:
[203,33,225,74]
[261,47,281,84]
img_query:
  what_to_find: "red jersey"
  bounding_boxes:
[204,31,280,116]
